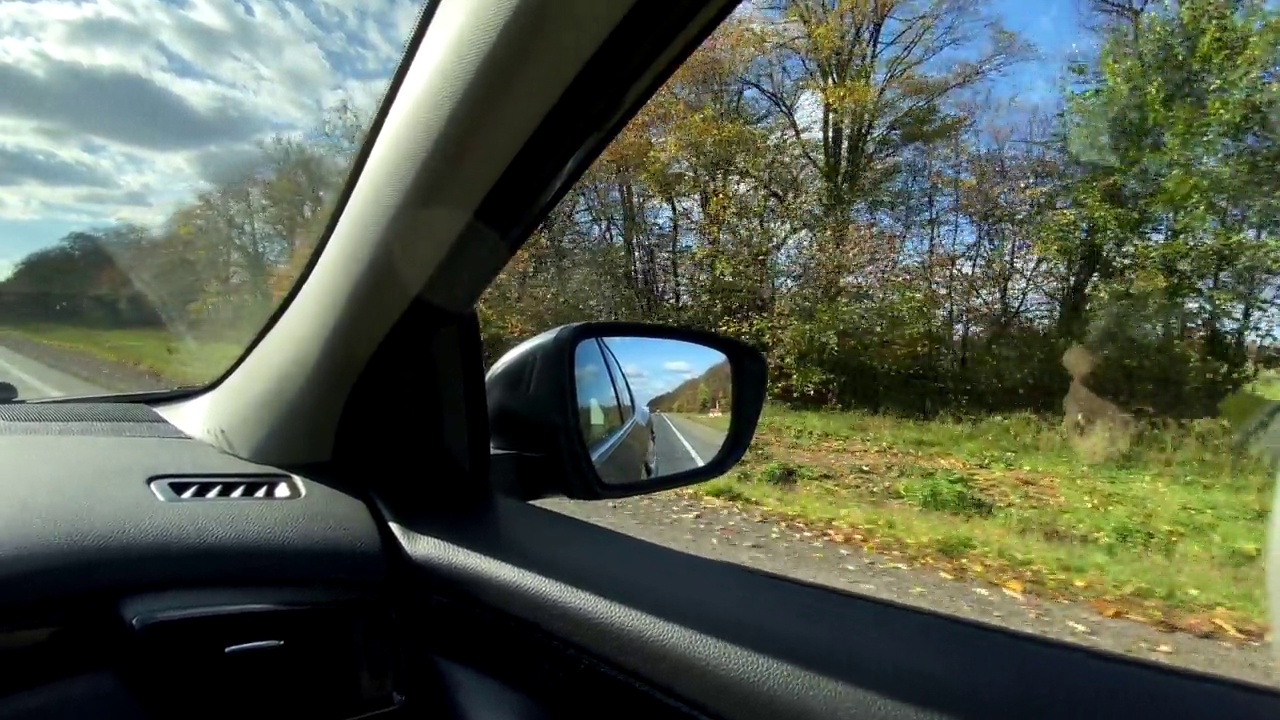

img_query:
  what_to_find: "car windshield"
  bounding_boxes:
[0,0,423,400]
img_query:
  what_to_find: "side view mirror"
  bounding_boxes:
[485,322,767,500]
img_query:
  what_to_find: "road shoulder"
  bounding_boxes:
[537,492,1277,686]
[0,331,172,394]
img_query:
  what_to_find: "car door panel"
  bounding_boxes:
[600,341,654,478]
[381,494,1280,720]
[576,339,633,485]
[599,343,651,481]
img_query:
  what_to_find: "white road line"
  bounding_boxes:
[0,352,59,397]
[661,413,704,466]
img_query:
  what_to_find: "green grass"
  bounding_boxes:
[671,412,731,431]
[0,323,244,386]
[689,406,1275,638]
[1249,370,1280,400]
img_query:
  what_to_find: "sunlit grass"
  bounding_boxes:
[689,405,1275,637]
[670,412,731,431]
[0,323,244,386]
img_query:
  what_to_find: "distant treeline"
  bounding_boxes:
[0,100,367,341]
[649,361,732,413]
[7,2,1280,423]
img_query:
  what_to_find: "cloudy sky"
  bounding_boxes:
[0,0,1088,281]
[604,337,727,405]
[0,0,422,278]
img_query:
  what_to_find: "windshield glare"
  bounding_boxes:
[0,0,422,400]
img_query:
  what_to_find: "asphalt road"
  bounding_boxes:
[0,343,107,399]
[651,412,728,476]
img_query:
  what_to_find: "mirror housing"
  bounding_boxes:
[485,322,766,500]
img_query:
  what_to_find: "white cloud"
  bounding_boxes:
[663,360,692,372]
[0,0,420,239]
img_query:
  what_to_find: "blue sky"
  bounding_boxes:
[0,0,1093,280]
[0,0,420,278]
[989,0,1093,107]
[604,336,727,405]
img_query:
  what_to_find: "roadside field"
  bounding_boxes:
[687,406,1274,640]
[0,323,243,386]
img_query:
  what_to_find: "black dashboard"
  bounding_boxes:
[0,402,707,720]
[0,403,397,720]
[0,403,385,607]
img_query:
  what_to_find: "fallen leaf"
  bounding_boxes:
[974,588,991,597]
[1001,587,1024,601]
[938,571,955,580]
[1067,621,1091,634]
[1180,617,1217,638]
[1210,618,1245,639]
[1089,599,1124,619]
[1003,579,1025,593]
[1154,644,1174,654]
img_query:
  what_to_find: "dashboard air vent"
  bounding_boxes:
[150,476,302,502]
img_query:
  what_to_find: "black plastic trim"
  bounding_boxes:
[388,496,1280,720]
[475,0,741,252]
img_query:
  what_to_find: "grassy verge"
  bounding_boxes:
[0,323,244,386]
[686,406,1275,641]
[670,412,731,431]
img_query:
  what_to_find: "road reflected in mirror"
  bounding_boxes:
[573,336,731,484]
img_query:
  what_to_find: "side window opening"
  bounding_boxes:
[484,0,1280,687]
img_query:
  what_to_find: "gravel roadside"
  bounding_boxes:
[538,493,1280,687]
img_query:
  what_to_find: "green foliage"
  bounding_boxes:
[0,98,368,348]
[901,470,996,517]
[649,361,732,413]
[476,1,1280,422]
[5,0,1279,431]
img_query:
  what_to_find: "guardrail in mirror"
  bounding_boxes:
[575,336,730,485]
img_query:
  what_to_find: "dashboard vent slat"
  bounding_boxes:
[151,476,302,502]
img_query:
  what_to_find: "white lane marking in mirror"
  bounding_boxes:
[661,413,704,466]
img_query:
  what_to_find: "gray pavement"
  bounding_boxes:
[0,343,107,399]
[652,412,727,477]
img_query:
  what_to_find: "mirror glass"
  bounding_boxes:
[574,336,731,485]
